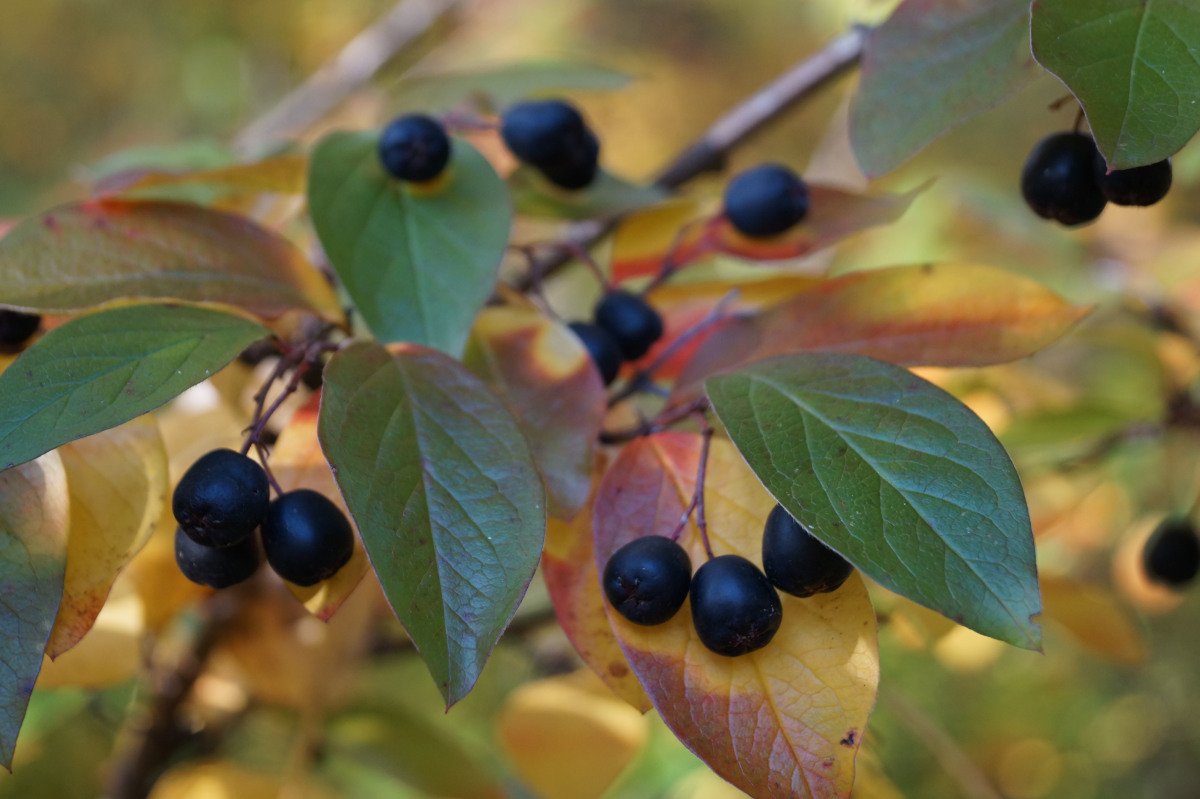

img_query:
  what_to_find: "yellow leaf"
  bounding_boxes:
[149,761,336,799]
[119,154,307,197]
[594,434,880,799]
[1041,574,1146,665]
[543,464,652,711]
[38,590,143,689]
[47,416,167,658]
[496,670,648,799]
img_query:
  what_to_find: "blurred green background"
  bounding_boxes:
[3,1,1200,798]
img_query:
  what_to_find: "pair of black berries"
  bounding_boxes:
[377,98,601,191]
[1021,132,1172,226]
[1143,517,1200,590]
[570,291,664,385]
[173,448,354,589]
[0,309,42,350]
[602,503,853,657]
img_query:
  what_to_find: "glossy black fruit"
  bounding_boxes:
[723,163,810,238]
[594,290,664,361]
[500,99,600,189]
[0,310,41,347]
[568,321,622,385]
[262,489,354,586]
[173,449,270,548]
[537,128,600,190]
[690,555,783,657]
[1143,517,1200,588]
[603,536,692,625]
[1094,155,1172,207]
[237,338,279,366]
[1020,132,1107,225]
[378,113,452,182]
[300,358,325,391]
[761,504,853,597]
[175,526,261,589]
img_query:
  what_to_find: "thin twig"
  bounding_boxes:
[233,0,461,155]
[881,690,1004,799]
[693,420,716,559]
[599,396,710,445]
[510,26,869,292]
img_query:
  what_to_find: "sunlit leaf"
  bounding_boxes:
[308,132,511,355]
[46,417,167,657]
[319,341,546,704]
[0,304,268,471]
[496,671,648,799]
[594,434,880,798]
[393,60,629,111]
[850,0,1034,177]
[38,592,143,690]
[150,761,338,799]
[463,307,606,518]
[611,186,921,283]
[0,452,69,769]
[673,263,1090,397]
[707,353,1043,650]
[271,399,369,621]
[1032,0,1200,168]
[108,154,307,202]
[0,199,339,320]
[542,470,652,711]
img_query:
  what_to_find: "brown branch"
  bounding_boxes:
[510,26,870,292]
[233,0,462,155]
[104,587,251,799]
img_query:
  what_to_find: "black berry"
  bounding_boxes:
[501,99,600,189]
[690,555,783,657]
[0,310,41,348]
[262,489,354,587]
[762,504,853,597]
[378,113,452,183]
[300,358,325,391]
[173,449,270,548]
[1143,517,1200,588]
[594,290,664,361]
[175,526,261,589]
[603,536,692,625]
[1094,155,1172,207]
[1020,132,1107,226]
[723,163,810,238]
[568,321,622,385]
[237,338,279,367]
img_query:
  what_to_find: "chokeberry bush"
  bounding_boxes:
[2,1,1200,797]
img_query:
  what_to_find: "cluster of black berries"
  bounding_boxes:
[377,98,601,191]
[1143,517,1200,590]
[1021,132,1172,226]
[569,291,664,385]
[723,163,810,238]
[0,309,42,351]
[173,448,354,589]
[602,503,853,656]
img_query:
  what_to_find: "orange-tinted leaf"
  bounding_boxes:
[110,154,306,198]
[0,199,340,320]
[611,186,920,283]
[673,262,1090,399]
[271,399,368,621]
[1041,574,1146,665]
[594,433,880,799]
[543,467,652,711]
[464,307,606,519]
[47,417,167,658]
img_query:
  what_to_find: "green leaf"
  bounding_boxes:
[392,59,629,111]
[850,0,1035,177]
[706,353,1042,650]
[0,453,70,769]
[308,132,512,355]
[0,304,267,470]
[509,167,667,220]
[318,341,546,705]
[1032,0,1200,168]
[0,199,341,320]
